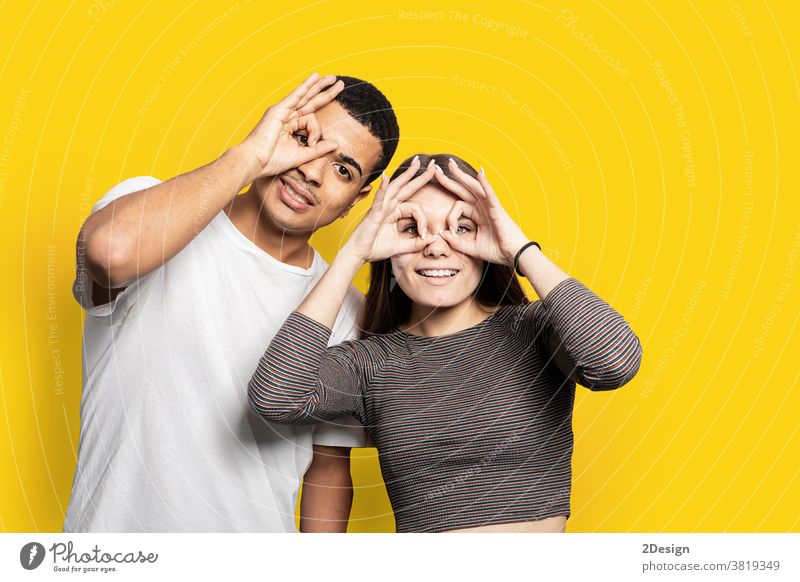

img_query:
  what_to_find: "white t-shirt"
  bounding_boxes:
[64,176,366,532]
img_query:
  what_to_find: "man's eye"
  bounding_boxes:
[334,164,352,180]
[292,132,309,146]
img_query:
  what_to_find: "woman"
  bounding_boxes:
[248,153,643,533]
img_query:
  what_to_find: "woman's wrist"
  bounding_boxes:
[333,245,367,272]
[513,241,542,275]
[503,236,533,267]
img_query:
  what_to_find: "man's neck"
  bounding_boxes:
[224,186,314,269]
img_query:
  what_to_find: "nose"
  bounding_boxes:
[296,157,324,187]
[423,233,451,257]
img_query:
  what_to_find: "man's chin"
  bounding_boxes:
[260,184,306,225]
[257,179,341,234]
[257,186,313,231]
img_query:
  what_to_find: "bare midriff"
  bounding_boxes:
[443,514,567,533]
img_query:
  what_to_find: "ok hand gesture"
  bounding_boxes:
[343,157,440,263]
[435,159,529,267]
[240,73,344,180]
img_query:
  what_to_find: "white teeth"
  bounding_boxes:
[284,181,310,205]
[419,269,458,277]
[288,188,307,204]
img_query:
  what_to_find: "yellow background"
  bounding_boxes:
[1,0,798,533]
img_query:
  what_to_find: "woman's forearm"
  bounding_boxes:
[296,247,365,329]
[515,244,570,300]
[249,246,367,424]
[249,208,378,424]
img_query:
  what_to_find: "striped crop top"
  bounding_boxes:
[248,277,643,532]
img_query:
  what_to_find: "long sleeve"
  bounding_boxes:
[248,311,365,425]
[511,277,643,390]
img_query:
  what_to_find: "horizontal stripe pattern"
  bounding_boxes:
[248,277,642,532]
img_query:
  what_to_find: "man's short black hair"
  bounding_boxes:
[328,75,399,184]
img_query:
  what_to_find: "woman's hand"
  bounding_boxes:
[342,157,439,263]
[239,73,344,180]
[434,159,529,266]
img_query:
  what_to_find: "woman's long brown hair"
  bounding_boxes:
[357,153,529,338]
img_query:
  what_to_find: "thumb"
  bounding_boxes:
[439,229,472,256]
[295,139,338,166]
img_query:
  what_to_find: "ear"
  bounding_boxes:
[339,184,372,218]
[356,183,372,202]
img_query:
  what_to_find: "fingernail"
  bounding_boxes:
[413,155,419,164]
[449,157,456,166]
[479,167,485,176]
[428,159,436,168]
[421,227,427,239]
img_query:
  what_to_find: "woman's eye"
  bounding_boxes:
[456,224,472,234]
[334,164,352,180]
[292,132,309,146]
[402,224,418,235]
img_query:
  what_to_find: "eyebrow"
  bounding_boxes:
[317,132,363,177]
[336,152,363,178]
[398,214,475,223]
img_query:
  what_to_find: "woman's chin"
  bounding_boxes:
[405,291,470,310]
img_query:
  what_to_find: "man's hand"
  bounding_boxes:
[80,73,348,292]
[239,73,344,180]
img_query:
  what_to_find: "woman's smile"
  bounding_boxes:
[414,267,460,285]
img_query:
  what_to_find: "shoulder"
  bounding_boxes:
[92,176,162,214]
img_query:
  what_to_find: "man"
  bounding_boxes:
[65,73,399,532]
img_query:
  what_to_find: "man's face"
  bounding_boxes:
[255,101,382,233]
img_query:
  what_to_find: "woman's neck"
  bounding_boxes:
[401,299,496,337]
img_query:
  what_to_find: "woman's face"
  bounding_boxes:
[390,184,484,309]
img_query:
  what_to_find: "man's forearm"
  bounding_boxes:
[299,445,354,533]
[84,144,259,288]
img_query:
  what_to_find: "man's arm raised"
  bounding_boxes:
[81,72,343,290]
[82,148,253,290]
